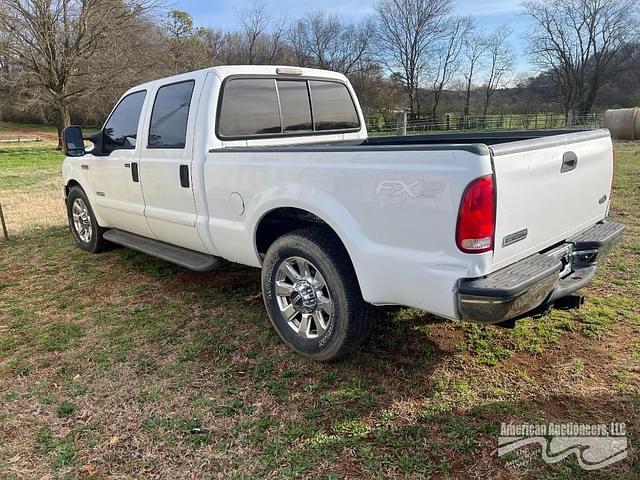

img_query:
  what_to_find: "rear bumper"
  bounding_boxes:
[457,221,624,324]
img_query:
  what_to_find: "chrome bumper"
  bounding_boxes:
[457,221,624,324]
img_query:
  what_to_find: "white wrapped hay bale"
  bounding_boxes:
[604,108,640,140]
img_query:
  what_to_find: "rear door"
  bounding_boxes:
[139,79,206,253]
[490,129,613,269]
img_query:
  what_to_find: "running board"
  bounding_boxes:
[103,229,221,272]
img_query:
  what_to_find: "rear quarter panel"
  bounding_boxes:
[202,147,494,319]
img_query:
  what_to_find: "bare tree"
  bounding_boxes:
[524,0,640,114]
[374,0,452,117]
[202,27,226,65]
[267,15,288,64]
[238,2,270,64]
[0,31,9,74]
[0,0,158,146]
[288,11,372,74]
[231,2,290,65]
[462,28,486,116]
[428,15,471,118]
[481,26,514,116]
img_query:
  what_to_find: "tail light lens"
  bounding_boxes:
[456,175,496,253]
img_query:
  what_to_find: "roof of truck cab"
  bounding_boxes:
[123,65,350,96]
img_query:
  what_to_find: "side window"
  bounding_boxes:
[277,80,312,132]
[148,80,195,148]
[218,78,281,138]
[309,81,359,131]
[103,91,146,153]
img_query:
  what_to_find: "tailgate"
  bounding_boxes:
[490,129,613,269]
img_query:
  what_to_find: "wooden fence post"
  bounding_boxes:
[396,112,407,136]
[0,201,8,240]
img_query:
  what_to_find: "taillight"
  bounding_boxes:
[456,175,496,253]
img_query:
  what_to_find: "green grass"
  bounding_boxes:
[0,147,62,189]
[0,142,638,478]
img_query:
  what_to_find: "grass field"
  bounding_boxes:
[0,134,639,478]
[0,145,65,235]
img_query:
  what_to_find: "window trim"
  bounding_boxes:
[147,79,196,150]
[102,89,147,151]
[215,74,362,141]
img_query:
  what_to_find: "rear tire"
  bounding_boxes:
[261,226,370,361]
[66,186,108,253]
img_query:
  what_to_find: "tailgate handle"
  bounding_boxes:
[561,152,578,173]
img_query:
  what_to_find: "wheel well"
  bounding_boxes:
[64,180,82,199]
[255,207,343,255]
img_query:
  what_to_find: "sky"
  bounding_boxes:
[173,0,534,73]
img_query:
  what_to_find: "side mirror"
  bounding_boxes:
[62,126,85,157]
[87,130,105,156]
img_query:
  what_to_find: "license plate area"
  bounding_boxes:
[544,244,575,279]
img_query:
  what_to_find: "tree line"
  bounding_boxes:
[1,0,639,143]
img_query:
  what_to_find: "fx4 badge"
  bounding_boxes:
[375,180,445,199]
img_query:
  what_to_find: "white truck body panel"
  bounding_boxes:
[202,146,493,319]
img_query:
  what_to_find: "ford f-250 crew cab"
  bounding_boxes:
[61,65,624,361]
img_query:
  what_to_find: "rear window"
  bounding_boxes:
[277,80,312,133]
[309,81,359,131]
[218,79,281,137]
[217,77,359,139]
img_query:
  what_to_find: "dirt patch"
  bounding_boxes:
[0,123,58,142]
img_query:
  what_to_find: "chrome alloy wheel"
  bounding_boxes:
[275,256,333,339]
[71,198,92,243]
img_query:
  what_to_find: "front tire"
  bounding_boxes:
[261,227,369,361]
[66,186,108,253]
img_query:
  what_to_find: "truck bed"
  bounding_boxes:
[213,129,601,154]
[212,128,613,271]
[363,129,593,146]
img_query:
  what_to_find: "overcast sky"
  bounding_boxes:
[174,0,533,73]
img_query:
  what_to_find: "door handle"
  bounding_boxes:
[561,152,578,173]
[131,162,139,182]
[179,165,190,188]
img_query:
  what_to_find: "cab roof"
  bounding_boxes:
[125,65,350,96]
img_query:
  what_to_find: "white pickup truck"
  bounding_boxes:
[61,65,624,360]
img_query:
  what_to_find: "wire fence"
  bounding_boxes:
[366,112,603,135]
[0,113,605,240]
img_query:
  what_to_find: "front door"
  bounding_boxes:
[91,90,154,238]
[139,79,206,253]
